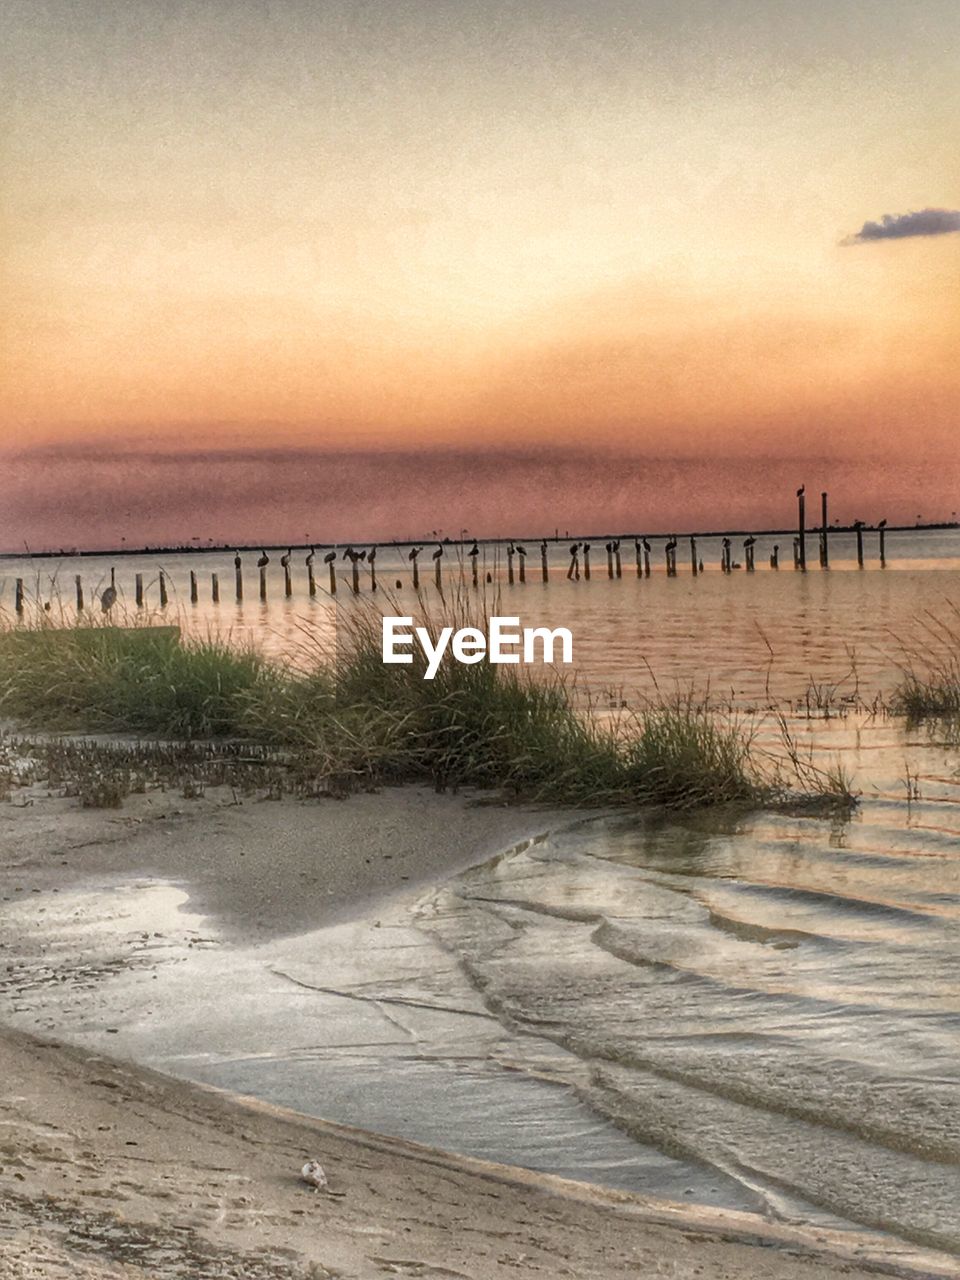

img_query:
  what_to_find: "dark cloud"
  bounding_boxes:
[844,208,960,245]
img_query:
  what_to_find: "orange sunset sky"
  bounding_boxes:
[2,0,959,548]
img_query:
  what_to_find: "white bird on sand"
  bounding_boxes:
[101,567,117,612]
[300,1159,328,1190]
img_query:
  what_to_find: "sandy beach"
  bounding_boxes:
[1,777,958,1280]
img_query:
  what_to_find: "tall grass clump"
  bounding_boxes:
[0,595,853,813]
[0,617,268,738]
[889,606,960,722]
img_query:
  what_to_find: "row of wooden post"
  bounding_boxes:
[7,520,893,613]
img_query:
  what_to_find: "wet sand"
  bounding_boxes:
[1,781,958,1279]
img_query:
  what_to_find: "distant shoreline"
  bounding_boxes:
[2,521,958,560]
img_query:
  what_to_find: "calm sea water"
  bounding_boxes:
[2,530,959,1253]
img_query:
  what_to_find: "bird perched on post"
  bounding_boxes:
[280,548,292,569]
[368,545,377,562]
[323,550,337,565]
[306,547,315,567]
[468,541,479,558]
[257,550,269,568]
[408,546,422,562]
[431,544,443,561]
[101,567,117,613]
[234,551,242,570]
[797,485,805,498]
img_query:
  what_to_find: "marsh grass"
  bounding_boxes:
[889,605,960,722]
[0,607,267,738]
[0,593,856,812]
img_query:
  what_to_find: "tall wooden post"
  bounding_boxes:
[433,553,442,590]
[793,538,801,570]
[159,571,168,607]
[307,563,316,597]
[14,578,24,614]
[744,539,755,572]
[352,558,361,594]
[855,521,864,568]
[235,559,243,602]
[518,549,526,583]
[798,488,807,571]
[471,554,479,588]
[75,574,84,611]
[190,569,198,604]
[820,492,829,568]
[284,564,293,598]
[635,541,643,578]
[368,550,377,591]
[614,541,622,577]
[259,565,267,601]
[879,520,887,567]
[328,559,337,594]
[606,543,614,578]
[135,573,143,607]
[412,554,420,591]
[212,572,220,603]
[690,536,698,575]
[540,542,549,582]
[507,545,515,585]
[583,544,591,579]
[770,544,779,569]
[643,543,651,578]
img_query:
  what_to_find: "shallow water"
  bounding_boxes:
[2,530,959,1252]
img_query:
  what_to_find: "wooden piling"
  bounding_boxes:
[76,574,85,611]
[820,492,829,568]
[471,555,479,588]
[328,560,337,594]
[583,544,591,579]
[879,519,887,567]
[14,578,24,614]
[284,565,293,598]
[606,543,614,579]
[855,521,864,568]
[721,538,732,573]
[190,569,198,604]
[689,536,697,576]
[797,487,807,571]
[507,546,515,585]
[793,538,801,570]
[369,550,377,591]
[235,560,243,602]
[159,570,168,607]
[770,544,779,569]
[744,538,755,572]
[614,541,622,578]
[412,557,420,591]
[212,572,220,603]
[352,559,361,594]
[308,564,316,597]
[259,565,267,601]
[518,550,526,583]
[643,544,651,578]
[540,542,549,582]
[135,573,143,607]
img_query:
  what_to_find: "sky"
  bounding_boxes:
[2,0,959,548]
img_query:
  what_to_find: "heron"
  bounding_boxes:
[797,485,805,498]
[101,567,117,613]
[431,544,443,561]
[306,547,315,567]
[257,550,270,568]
